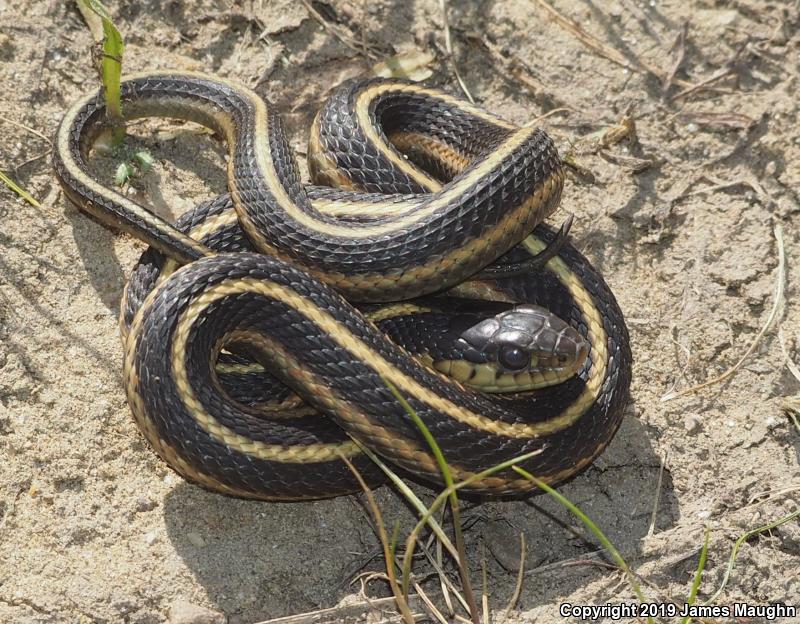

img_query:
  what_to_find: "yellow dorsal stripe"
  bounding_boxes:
[172,270,603,439]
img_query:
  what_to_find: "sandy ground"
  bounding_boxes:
[1,0,799,622]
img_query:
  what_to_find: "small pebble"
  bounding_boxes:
[765,416,780,430]
[144,530,158,546]
[136,496,157,513]
[168,599,226,624]
[697,510,711,519]
[725,420,736,428]
[187,532,205,548]
[684,415,702,434]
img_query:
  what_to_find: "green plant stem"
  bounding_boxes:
[384,381,480,624]
[681,527,710,624]
[77,0,125,144]
[704,507,800,605]
[0,170,41,207]
[513,466,652,624]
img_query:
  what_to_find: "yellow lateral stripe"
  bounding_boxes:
[212,303,431,372]
[199,331,587,493]
[219,331,552,492]
[308,110,358,190]
[56,88,213,260]
[310,196,418,218]
[522,236,609,424]
[170,284,361,463]
[355,82,516,193]
[125,304,270,499]
[214,360,266,374]
[174,270,599,439]
[181,196,420,222]
[364,303,434,322]
[246,88,542,239]
[320,170,564,294]
[183,209,241,242]
[388,131,473,174]
[446,280,516,302]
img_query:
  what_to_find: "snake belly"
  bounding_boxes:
[53,73,632,500]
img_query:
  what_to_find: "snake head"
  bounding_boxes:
[446,304,590,392]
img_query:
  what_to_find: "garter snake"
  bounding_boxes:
[53,73,632,499]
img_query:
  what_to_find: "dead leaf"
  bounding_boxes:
[372,49,435,81]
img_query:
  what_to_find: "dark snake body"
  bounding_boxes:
[53,73,631,499]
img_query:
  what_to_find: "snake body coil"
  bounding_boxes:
[53,73,632,500]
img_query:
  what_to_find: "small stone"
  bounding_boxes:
[684,415,702,434]
[144,530,158,546]
[484,520,532,571]
[697,510,711,520]
[168,599,226,624]
[686,123,699,133]
[136,496,157,513]
[725,420,736,428]
[187,532,205,548]
[765,416,780,430]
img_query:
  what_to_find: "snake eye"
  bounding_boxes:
[498,345,530,371]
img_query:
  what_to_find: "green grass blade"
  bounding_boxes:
[681,527,710,624]
[0,170,41,207]
[512,466,652,623]
[704,507,800,605]
[77,0,125,144]
[355,443,459,559]
[384,380,455,490]
[390,520,401,559]
[357,438,542,602]
[382,380,479,622]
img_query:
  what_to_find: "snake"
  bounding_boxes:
[52,72,632,500]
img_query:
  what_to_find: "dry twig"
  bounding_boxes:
[254,595,425,624]
[662,22,687,94]
[678,174,767,200]
[439,0,474,102]
[501,533,526,621]
[531,0,694,89]
[299,0,379,59]
[670,41,750,102]
[647,451,668,537]
[677,111,756,131]
[0,115,51,143]
[662,224,786,401]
